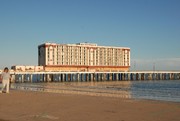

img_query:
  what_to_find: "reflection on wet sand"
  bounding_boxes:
[11,81,132,98]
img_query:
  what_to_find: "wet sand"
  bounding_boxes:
[0,90,180,121]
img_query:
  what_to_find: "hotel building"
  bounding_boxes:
[38,43,130,72]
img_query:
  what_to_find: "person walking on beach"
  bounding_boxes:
[0,67,11,93]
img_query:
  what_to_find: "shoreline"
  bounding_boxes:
[10,80,180,103]
[0,90,180,121]
[11,88,180,103]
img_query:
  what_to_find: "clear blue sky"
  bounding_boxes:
[0,0,180,70]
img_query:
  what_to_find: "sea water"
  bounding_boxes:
[131,80,180,102]
[10,80,180,102]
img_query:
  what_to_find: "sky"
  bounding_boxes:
[0,0,180,71]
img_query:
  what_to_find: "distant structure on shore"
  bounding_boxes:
[11,65,44,72]
[38,42,130,72]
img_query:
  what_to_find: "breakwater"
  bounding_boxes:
[10,71,180,83]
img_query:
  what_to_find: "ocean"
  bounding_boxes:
[10,80,180,102]
[131,80,180,102]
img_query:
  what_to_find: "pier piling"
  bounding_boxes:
[10,71,180,83]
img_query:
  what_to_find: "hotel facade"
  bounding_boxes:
[38,43,130,72]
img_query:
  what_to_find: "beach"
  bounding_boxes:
[0,90,180,121]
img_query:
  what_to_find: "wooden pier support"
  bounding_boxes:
[11,71,180,83]
[141,73,144,80]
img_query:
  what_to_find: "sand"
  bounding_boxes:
[0,90,180,121]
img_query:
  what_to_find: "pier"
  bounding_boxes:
[10,71,180,83]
